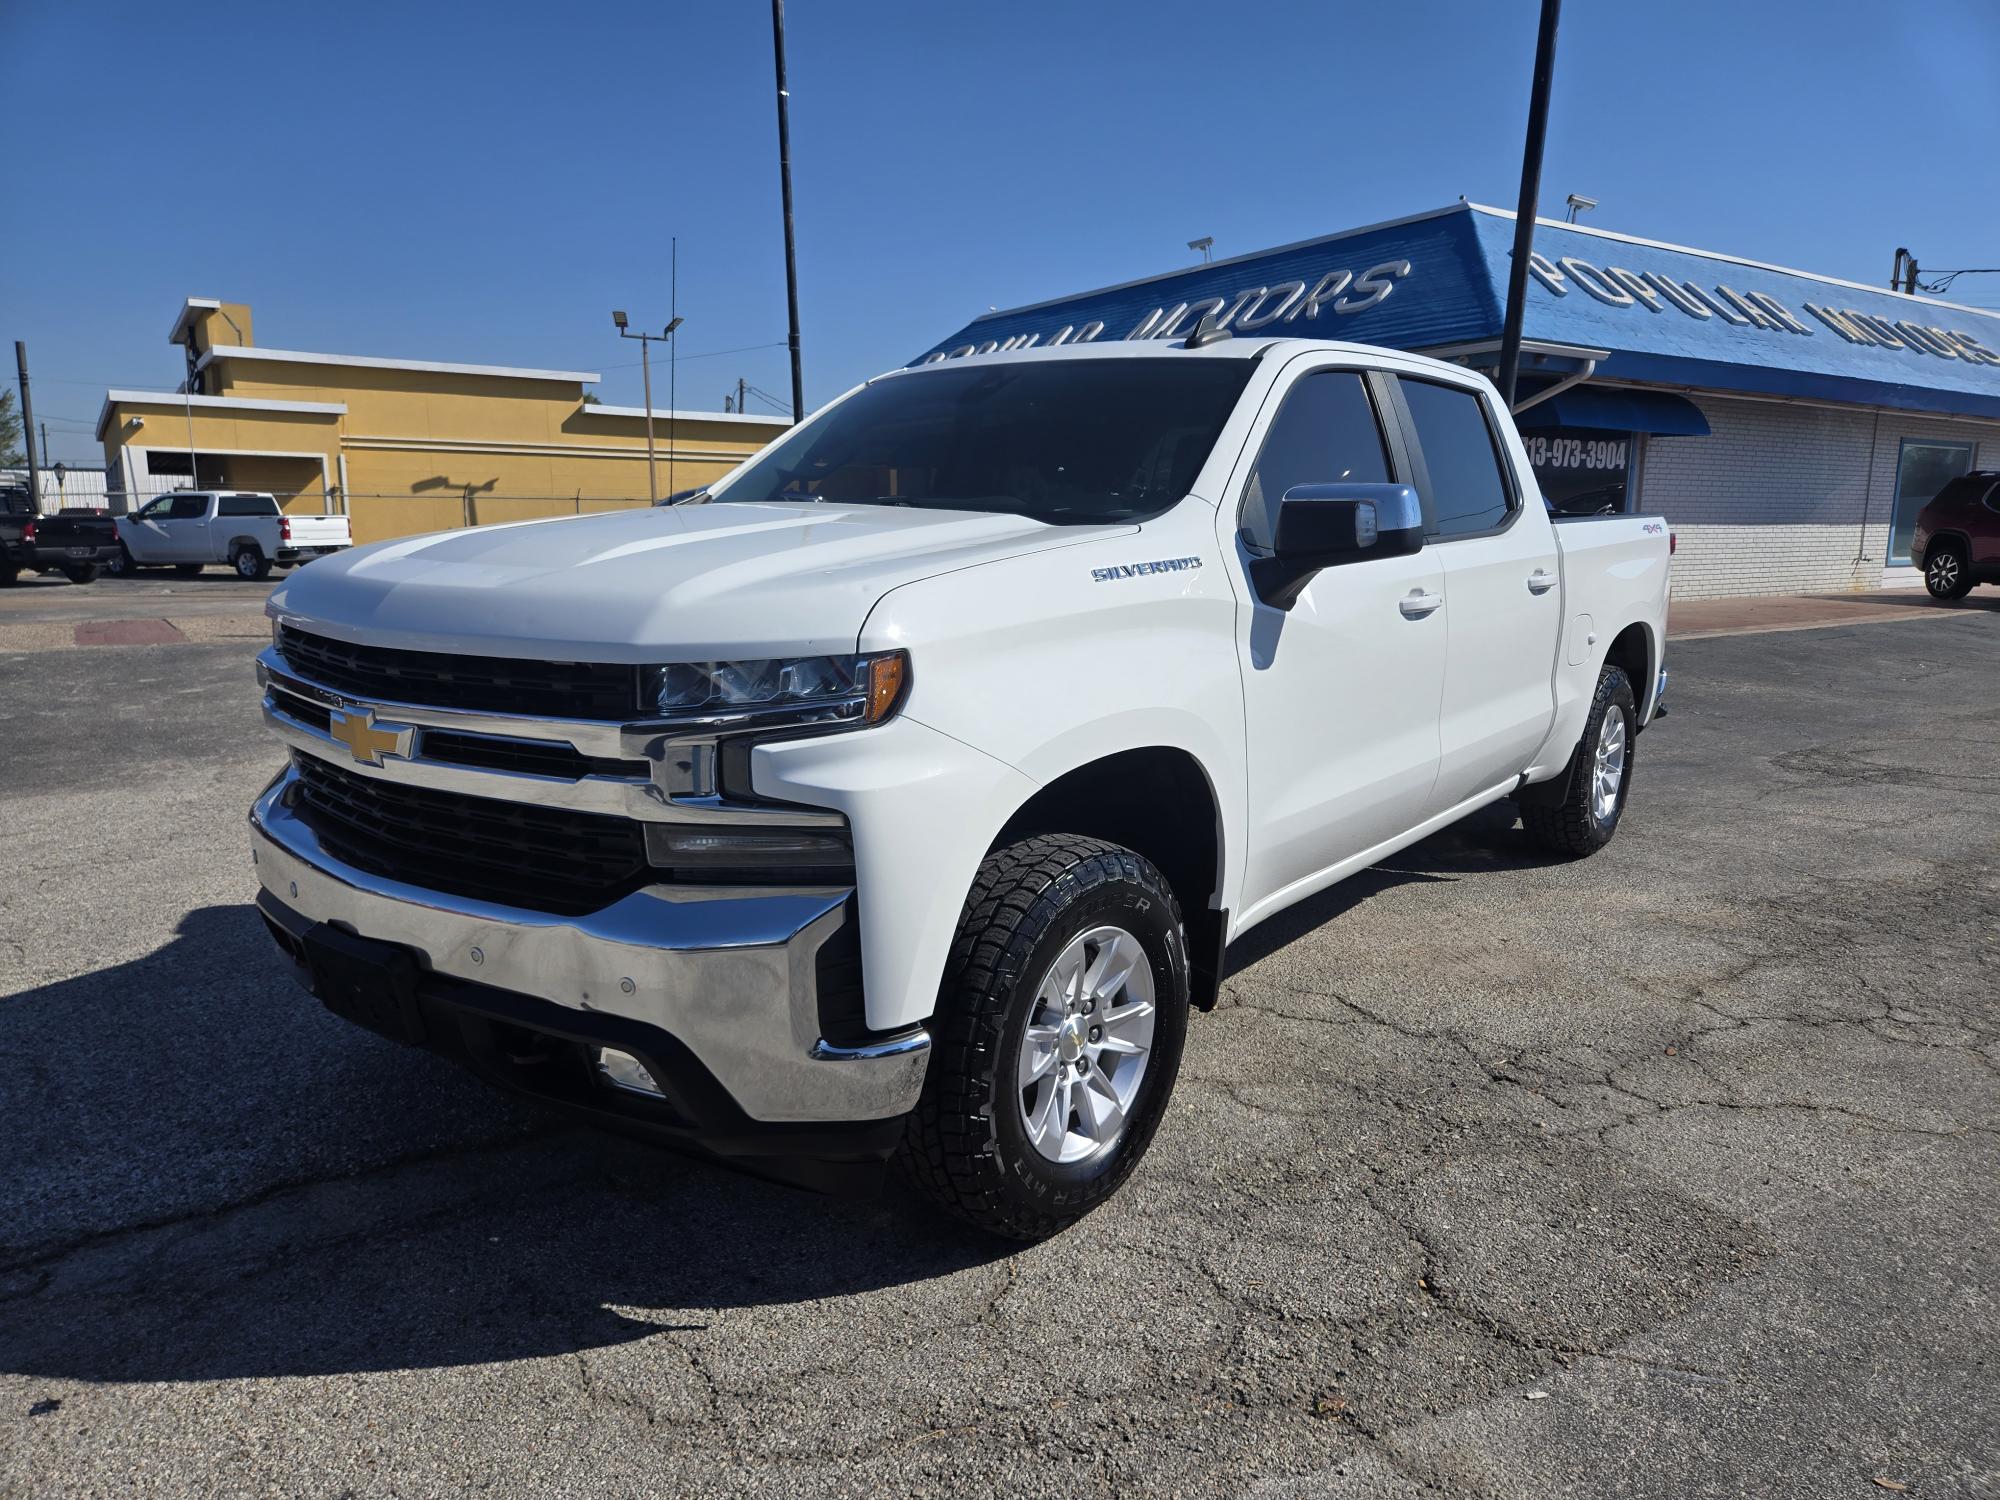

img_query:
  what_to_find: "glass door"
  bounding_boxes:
[1889,439,1974,565]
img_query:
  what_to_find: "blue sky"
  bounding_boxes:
[4,0,1995,466]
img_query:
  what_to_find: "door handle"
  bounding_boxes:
[1399,589,1443,619]
[1527,569,1557,595]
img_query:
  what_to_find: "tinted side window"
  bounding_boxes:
[1400,379,1514,538]
[168,494,210,519]
[1240,372,1391,552]
[218,495,278,517]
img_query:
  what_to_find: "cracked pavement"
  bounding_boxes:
[2,612,1996,1498]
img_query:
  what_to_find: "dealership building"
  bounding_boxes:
[917,203,2000,599]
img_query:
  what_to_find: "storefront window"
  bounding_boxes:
[1522,426,1634,515]
[1888,439,1975,565]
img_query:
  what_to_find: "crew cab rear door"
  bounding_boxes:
[1225,360,1447,922]
[1383,374,1560,809]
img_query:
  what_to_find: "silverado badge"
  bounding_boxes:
[327,706,411,766]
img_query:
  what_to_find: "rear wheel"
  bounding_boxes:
[174,563,203,577]
[232,545,272,581]
[1924,541,1972,601]
[61,564,101,584]
[0,559,18,587]
[901,833,1190,1241]
[1521,664,1637,858]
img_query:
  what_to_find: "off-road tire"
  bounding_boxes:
[900,833,1190,1241]
[1924,540,1973,601]
[1521,664,1637,858]
[61,564,101,584]
[174,563,203,577]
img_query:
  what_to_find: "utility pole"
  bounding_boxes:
[772,0,805,424]
[1496,0,1563,410]
[40,422,52,478]
[738,377,748,417]
[15,342,42,510]
[1891,247,1919,294]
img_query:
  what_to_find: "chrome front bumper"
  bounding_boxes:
[249,770,929,1124]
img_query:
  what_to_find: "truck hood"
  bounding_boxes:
[269,501,1125,661]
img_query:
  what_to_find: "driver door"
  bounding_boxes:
[152,493,214,561]
[123,495,181,561]
[1228,364,1447,922]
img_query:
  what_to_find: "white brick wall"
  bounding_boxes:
[1632,394,2000,598]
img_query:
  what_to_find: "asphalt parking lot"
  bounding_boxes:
[2,590,1995,1499]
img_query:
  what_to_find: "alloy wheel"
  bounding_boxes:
[1016,925,1156,1164]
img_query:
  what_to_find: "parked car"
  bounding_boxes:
[0,486,123,584]
[111,491,351,580]
[1911,470,2000,600]
[248,336,1671,1238]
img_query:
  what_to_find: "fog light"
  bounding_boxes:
[593,1046,665,1098]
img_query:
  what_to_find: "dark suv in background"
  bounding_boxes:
[1912,471,2000,600]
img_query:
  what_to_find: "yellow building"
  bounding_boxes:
[96,298,790,544]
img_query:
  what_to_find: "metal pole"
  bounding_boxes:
[1496,0,1563,409]
[772,0,804,424]
[639,335,658,504]
[668,237,678,500]
[738,377,748,417]
[15,343,42,509]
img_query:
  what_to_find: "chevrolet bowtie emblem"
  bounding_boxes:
[327,706,411,766]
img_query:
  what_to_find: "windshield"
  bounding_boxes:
[711,358,1255,524]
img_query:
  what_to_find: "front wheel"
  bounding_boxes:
[1924,541,1972,601]
[61,564,101,584]
[103,544,134,577]
[174,563,203,577]
[1520,663,1637,857]
[901,834,1190,1241]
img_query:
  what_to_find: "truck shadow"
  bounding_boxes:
[1224,797,1557,971]
[0,905,1004,1385]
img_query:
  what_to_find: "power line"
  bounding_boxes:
[1916,268,2000,294]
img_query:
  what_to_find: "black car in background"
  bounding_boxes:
[0,485,123,584]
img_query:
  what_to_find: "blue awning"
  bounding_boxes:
[1515,387,1710,436]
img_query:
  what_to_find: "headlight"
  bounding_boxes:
[643,650,908,726]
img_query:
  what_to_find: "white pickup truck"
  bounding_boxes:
[114,490,351,580]
[248,336,1670,1238]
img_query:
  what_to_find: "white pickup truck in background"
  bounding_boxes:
[113,491,351,579]
[248,335,1670,1239]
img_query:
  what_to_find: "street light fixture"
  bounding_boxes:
[1565,192,1597,223]
[613,310,681,503]
[1188,236,1214,264]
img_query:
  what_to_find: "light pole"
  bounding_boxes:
[613,310,683,504]
[772,0,804,424]
[1496,0,1563,409]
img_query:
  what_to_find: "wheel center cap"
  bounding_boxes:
[1057,1016,1087,1063]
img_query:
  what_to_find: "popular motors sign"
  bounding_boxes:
[920,259,1417,362]
[1523,251,2000,368]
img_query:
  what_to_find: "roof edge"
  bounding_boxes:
[1465,203,2000,322]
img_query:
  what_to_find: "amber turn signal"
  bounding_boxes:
[865,651,909,723]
